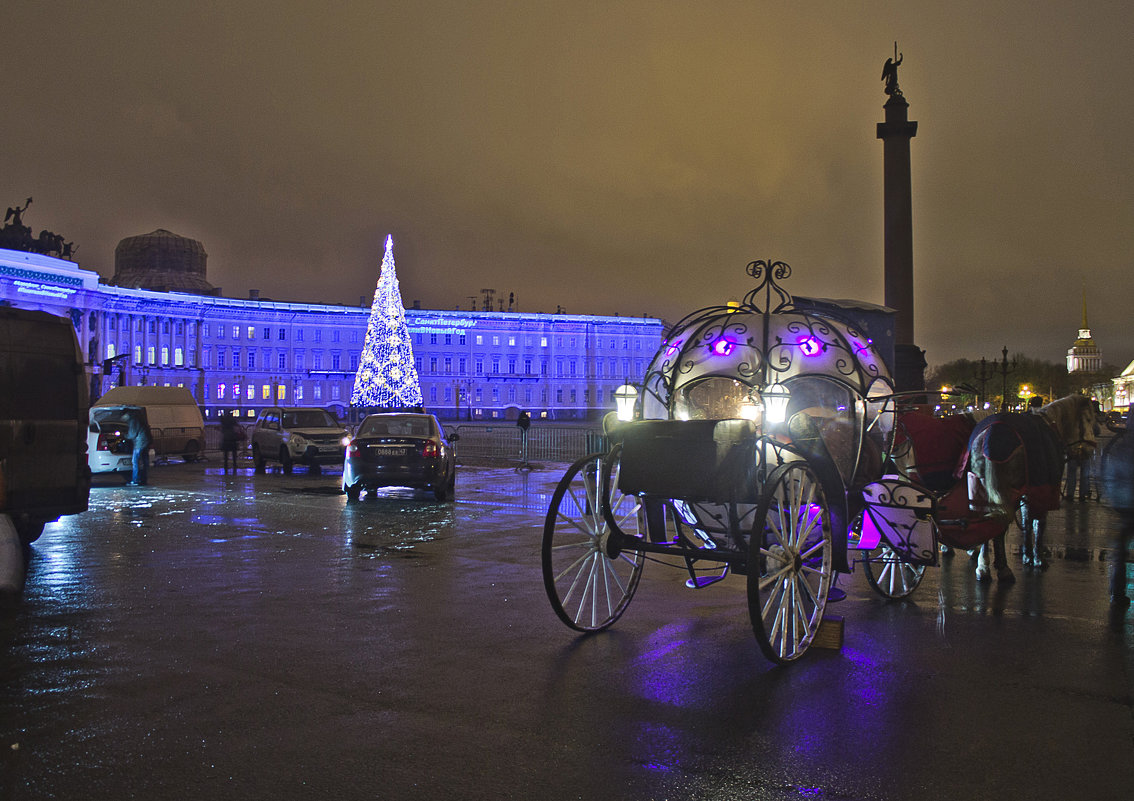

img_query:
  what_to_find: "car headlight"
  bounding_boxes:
[340,435,351,447]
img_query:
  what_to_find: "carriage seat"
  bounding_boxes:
[618,418,760,503]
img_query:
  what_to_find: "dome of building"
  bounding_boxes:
[112,229,215,294]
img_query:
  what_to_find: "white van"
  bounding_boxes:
[92,386,205,462]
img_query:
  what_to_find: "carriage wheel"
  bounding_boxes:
[747,460,834,663]
[863,544,926,599]
[542,452,645,632]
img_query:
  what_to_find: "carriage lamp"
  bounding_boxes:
[762,382,791,425]
[739,394,761,422]
[614,384,638,422]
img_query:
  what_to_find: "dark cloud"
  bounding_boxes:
[3,1,1131,370]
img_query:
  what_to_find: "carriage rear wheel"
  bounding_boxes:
[542,451,645,632]
[863,544,926,599]
[747,460,833,663]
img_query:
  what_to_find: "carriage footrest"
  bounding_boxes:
[685,566,729,589]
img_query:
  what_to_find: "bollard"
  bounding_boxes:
[0,514,25,600]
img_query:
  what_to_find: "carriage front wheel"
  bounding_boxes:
[863,544,926,599]
[541,452,645,632]
[747,460,834,663]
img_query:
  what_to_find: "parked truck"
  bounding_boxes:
[0,306,90,545]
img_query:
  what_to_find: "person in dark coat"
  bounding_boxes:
[1101,408,1134,605]
[125,407,152,486]
[219,412,242,472]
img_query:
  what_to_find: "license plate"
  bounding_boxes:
[371,447,407,456]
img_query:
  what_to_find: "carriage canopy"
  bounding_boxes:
[637,260,894,485]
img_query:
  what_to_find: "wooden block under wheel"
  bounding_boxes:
[812,615,844,650]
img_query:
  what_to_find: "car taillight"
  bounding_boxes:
[97,434,111,452]
[422,440,439,458]
[347,441,361,457]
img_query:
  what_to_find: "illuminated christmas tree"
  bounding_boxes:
[351,235,423,408]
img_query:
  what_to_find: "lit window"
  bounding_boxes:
[246,384,254,399]
[295,385,304,401]
[508,337,515,346]
[247,326,255,340]
[106,343,116,359]
[161,347,169,366]
[541,337,548,347]
[232,325,240,339]
[277,385,286,401]
[262,385,270,400]
[476,335,483,345]
[147,346,156,365]
[233,384,242,399]
[218,384,226,399]
[175,348,184,367]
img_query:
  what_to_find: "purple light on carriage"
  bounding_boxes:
[710,337,734,356]
[798,335,821,356]
[664,338,683,359]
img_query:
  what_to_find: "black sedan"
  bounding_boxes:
[342,413,457,502]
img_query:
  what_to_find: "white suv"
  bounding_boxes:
[250,407,350,474]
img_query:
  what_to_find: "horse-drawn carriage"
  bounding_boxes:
[540,260,1097,663]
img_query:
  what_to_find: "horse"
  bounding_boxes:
[964,394,1099,579]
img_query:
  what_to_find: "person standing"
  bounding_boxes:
[219,412,242,472]
[1101,408,1134,606]
[126,407,152,486]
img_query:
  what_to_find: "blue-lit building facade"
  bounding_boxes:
[0,246,665,423]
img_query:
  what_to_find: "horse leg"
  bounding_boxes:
[993,533,1016,584]
[975,543,992,582]
[1020,503,1035,567]
[1032,511,1048,570]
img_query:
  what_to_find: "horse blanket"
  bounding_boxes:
[963,412,1065,513]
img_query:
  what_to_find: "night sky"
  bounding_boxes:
[4,2,1132,370]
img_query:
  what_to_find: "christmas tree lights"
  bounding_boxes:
[350,235,423,409]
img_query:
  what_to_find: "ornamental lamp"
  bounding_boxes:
[762,382,791,425]
[614,384,638,422]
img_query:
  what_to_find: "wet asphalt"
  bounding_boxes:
[1,454,1132,801]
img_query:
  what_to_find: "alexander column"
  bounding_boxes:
[877,47,926,391]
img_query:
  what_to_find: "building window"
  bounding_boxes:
[444,357,452,374]
[248,352,256,369]
[476,335,483,345]
[232,325,240,339]
[277,385,286,401]
[331,384,340,400]
[333,330,340,343]
[174,348,183,367]
[295,384,304,401]
[232,351,241,369]
[296,330,303,342]
[233,383,242,399]
[247,326,255,340]
[541,337,548,347]
[331,353,341,371]
[430,333,438,344]
[263,327,271,340]
[459,334,466,345]
[350,353,358,370]
[218,384,226,399]
[262,384,271,400]
[492,336,499,346]
[278,353,286,370]
[430,357,438,373]
[444,334,452,345]
[475,359,483,375]
[430,386,438,402]
[147,346,156,365]
[508,336,515,346]
[459,358,466,373]
[106,343,116,359]
[314,384,322,400]
[278,328,286,341]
